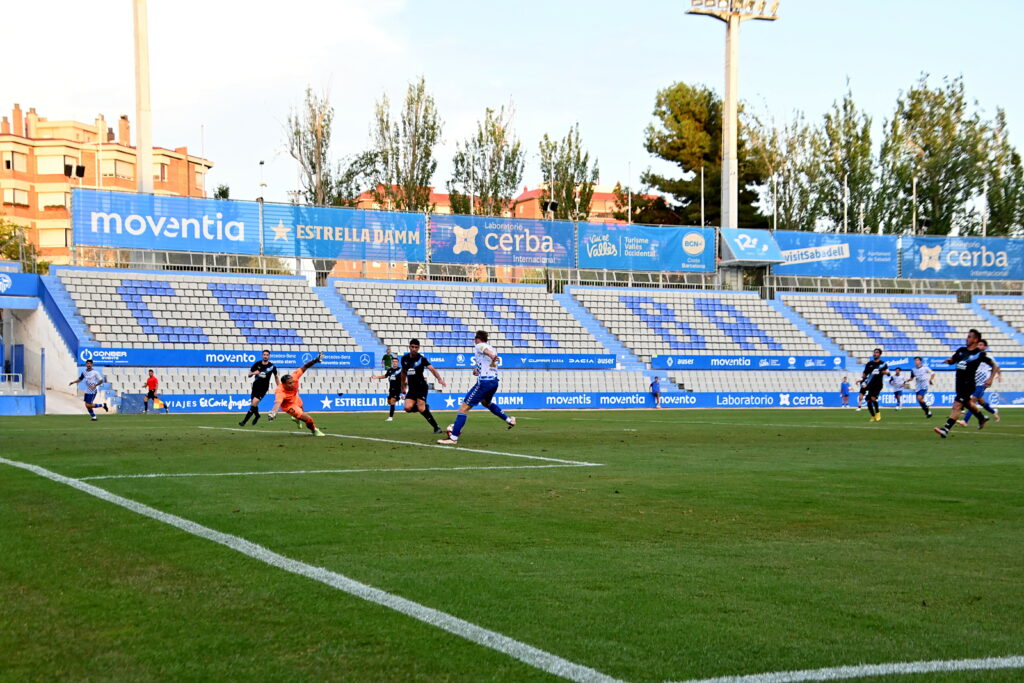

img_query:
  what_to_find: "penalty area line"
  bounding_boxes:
[670,654,1024,683]
[198,426,603,467]
[80,463,589,481]
[0,456,622,683]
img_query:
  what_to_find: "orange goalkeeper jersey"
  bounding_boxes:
[273,367,305,410]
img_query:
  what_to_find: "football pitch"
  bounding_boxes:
[2,409,1022,682]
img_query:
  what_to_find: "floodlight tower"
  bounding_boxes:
[688,0,778,229]
[133,0,154,194]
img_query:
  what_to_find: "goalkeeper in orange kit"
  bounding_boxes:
[266,353,325,436]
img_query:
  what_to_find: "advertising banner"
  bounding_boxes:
[719,228,784,264]
[123,390,1024,413]
[0,272,39,297]
[772,231,899,278]
[75,346,615,370]
[882,355,1024,371]
[651,355,847,371]
[262,203,425,261]
[901,236,1024,280]
[430,215,573,268]
[577,224,715,272]
[72,189,261,254]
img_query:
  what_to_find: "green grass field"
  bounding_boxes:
[2,408,1022,682]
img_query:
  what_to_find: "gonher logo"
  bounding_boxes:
[918,245,942,271]
[453,225,479,255]
[79,348,94,362]
[0,273,12,293]
[682,231,706,256]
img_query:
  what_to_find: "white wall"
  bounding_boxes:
[12,305,78,396]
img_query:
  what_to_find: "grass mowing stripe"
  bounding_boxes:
[0,455,622,683]
[569,416,1024,437]
[673,654,1024,683]
[199,426,604,466]
[79,463,591,481]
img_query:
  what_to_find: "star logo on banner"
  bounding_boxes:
[444,395,457,408]
[321,396,333,409]
[452,225,478,255]
[271,220,291,241]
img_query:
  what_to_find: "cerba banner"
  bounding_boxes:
[578,224,715,272]
[901,236,1024,281]
[772,231,899,278]
[430,215,573,268]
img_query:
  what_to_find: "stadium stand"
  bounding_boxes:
[780,293,1024,363]
[56,268,358,351]
[569,288,830,363]
[336,280,605,354]
[667,369,1024,395]
[976,296,1024,336]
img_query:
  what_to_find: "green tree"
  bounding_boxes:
[213,184,230,200]
[642,82,766,228]
[814,88,879,232]
[332,151,377,208]
[0,217,48,273]
[447,106,525,217]
[982,109,1024,236]
[611,183,682,225]
[369,76,443,213]
[538,123,599,221]
[286,87,335,206]
[878,75,987,235]
[747,111,822,231]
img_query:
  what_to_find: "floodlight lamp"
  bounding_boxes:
[769,0,779,15]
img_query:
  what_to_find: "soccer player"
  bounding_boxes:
[855,379,867,411]
[400,338,447,434]
[960,339,1001,427]
[69,359,108,421]
[266,353,324,437]
[141,369,169,414]
[888,367,907,410]
[371,357,403,422]
[382,346,394,371]
[840,376,850,407]
[438,330,515,445]
[908,356,934,418]
[934,329,999,438]
[650,376,662,409]
[239,349,278,426]
[860,348,888,422]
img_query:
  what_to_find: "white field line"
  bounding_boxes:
[568,417,1023,437]
[1,455,621,683]
[672,654,1024,683]
[80,463,587,481]
[198,426,603,466]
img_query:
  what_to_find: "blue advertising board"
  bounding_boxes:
[75,346,615,370]
[262,203,425,261]
[719,228,784,264]
[901,236,1024,280]
[772,231,899,278]
[881,354,1024,371]
[651,355,847,371]
[430,215,573,268]
[578,224,715,272]
[128,390,1024,413]
[0,272,39,297]
[73,189,262,254]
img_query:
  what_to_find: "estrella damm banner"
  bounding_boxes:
[261,203,425,261]
[578,223,715,272]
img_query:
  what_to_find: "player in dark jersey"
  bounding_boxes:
[934,329,999,438]
[371,357,403,422]
[239,349,278,426]
[400,338,447,433]
[859,348,888,422]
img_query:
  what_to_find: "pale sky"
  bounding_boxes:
[3,1,1021,204]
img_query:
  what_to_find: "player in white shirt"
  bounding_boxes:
[68,359,109,421]
[960,339,1000,426]
[887,367,908,410]
[908,356,935,418]
[438,330,516,445]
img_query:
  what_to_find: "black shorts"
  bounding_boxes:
[954,380,976,406]
[251,385,269,400]
[866,382,883,399]
[405,383,429,402]
[145,389,157,400]
[387,382,402,401]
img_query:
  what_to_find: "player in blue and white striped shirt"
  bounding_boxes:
[960,339,1000,426]
[68,359,109,421]
[438,330,516,445]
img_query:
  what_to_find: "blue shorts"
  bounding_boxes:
[84,393,97,404]
[893,391,902,398]
[916,389,928,398]
[972,386,986,399]
[463,378,499,407]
